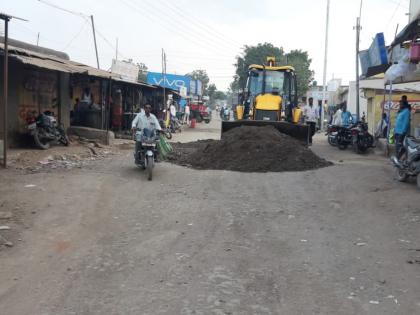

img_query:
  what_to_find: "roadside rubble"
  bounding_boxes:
[8,136,117,173]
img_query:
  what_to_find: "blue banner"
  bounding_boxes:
[147,72,191,92]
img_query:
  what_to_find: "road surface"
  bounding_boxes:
[0,117,419,315]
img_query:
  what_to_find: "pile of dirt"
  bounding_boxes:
[167,125,332,173]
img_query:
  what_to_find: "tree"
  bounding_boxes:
[208,83,217,100]
[233,43,285,91]
[231,43,313,97]
[137,62,148,82]
[286,50,314,98]
[214,91,227,100]
[187,69,210,95]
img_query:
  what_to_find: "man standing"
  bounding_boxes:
[341,103,352,127]
[183,103,190,125]
[395,96,411,158]
[303,97,319,145]
[132,104,162,164]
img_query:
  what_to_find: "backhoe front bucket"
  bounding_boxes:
[221,120,309,144]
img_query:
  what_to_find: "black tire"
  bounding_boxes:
[397,169,408,182]
[196,115,203,123]
[353,136,361,154]
[327,135,336,146]
[417,174,420,190]
[60,134,70,146]
[33,129,50,150]
[205,119,210,124]
[146,156,153,181]
[338,143,347,150]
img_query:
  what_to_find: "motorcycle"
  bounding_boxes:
[26,111,69,150]
[391,136,420,189]
[335,125,353,150]
[159,119,172,140]
[351,121,375,154]
[334,122,374,153]
[134,128,159,181]
[326,124,339,147]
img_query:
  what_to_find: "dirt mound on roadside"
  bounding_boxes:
[167,125,332,173]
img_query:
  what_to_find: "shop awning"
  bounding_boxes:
[391,18,420,47]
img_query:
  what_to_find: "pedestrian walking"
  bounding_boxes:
[303,97,319,145]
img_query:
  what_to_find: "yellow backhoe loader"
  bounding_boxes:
[222,57,309,142]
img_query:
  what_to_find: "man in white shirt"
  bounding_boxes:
[183,103,190,125]
[303,97,319,145]
[131,104,161,164]
[332,105,343,126]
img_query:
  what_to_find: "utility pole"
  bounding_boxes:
[36,32,40,46]
[162,48,167,110]
[90,15,100,69]
[115,37,118,61]
[321,0,330,131]
[0,13,27,168]
[355,0,363,121]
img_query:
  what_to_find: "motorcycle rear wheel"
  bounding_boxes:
[396,169,409,182]
[338,143,347,150]
[34,130,50,150]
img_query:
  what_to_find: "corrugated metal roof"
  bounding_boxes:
[1,43,123,80]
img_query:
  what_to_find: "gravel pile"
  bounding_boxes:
[167,125,332,172]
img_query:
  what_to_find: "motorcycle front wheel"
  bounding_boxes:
[146,156,153,181]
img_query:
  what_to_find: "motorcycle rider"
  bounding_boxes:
[395,96,411,159]
[131,104,161,164]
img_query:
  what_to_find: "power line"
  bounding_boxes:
[37,0,88,18]
[62,19,89,50]
[121,0,236,56]
[160,0,243,48]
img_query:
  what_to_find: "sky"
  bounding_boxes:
[1,0,412,91]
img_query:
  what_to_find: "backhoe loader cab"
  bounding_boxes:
[242,64,297,122]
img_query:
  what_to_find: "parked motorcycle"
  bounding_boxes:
[134,128,159,181]
[26,111,69,150]
[326,124,339,147]
[351,121,374,154]
[159,119,172,140]
[391,136,420,189]
[333,122,374,153]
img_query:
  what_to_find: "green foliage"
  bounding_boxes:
[286,50,314,98]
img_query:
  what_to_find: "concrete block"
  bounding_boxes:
[68,126,114,145]
[375,138,395,157]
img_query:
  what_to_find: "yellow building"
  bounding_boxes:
[360,78,420,136]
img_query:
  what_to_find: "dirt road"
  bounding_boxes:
[0,117,419,314]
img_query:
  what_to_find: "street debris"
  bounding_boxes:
[24,184,37,188]
[369,300,380,305]
[167,125,332,172]
[0,226,10,230]
[355,242,367,246]
[0,211,12,220]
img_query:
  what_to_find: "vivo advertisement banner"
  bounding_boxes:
[147,72,191,92]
